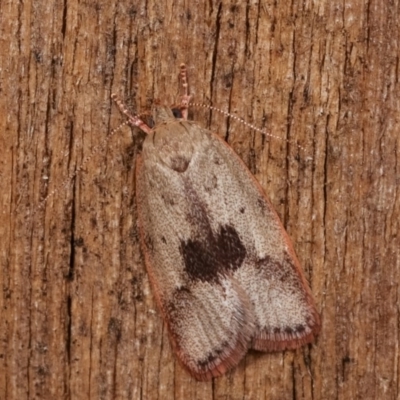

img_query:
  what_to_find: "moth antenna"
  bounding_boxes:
[189,102,310,155]
[36,118,131,211]
[111,93,152,134]
[178,63,191,120]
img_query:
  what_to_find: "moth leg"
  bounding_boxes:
[111,93,152,135]
[179,63,191,120]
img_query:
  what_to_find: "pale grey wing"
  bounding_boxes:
[135,154,255,381]
[136,118,319,381]
[186,130,320,351]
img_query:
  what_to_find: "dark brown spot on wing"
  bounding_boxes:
[257,197,266,211]
[180,224,246,283]
[144,234,154,251]
[204,174,218,193]
[161,192,175,206]
[268,324,306,337]
[213,155,222,165]
[178,180,246,283]
[217,226,246,270]
[256,254,303,291]
[284,326,293,335]
[166,286,191,314]
[197,341,228,369]
[170,155,190,172]
[295,324,306,333]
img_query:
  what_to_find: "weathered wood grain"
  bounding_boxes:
[1,1,399,399]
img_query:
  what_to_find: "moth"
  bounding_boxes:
[112,64,320,381]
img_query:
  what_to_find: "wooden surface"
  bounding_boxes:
[1,0,399,399]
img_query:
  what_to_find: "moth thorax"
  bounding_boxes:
[152,124,194,173]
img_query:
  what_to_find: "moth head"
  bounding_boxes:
[152,105,176,124]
